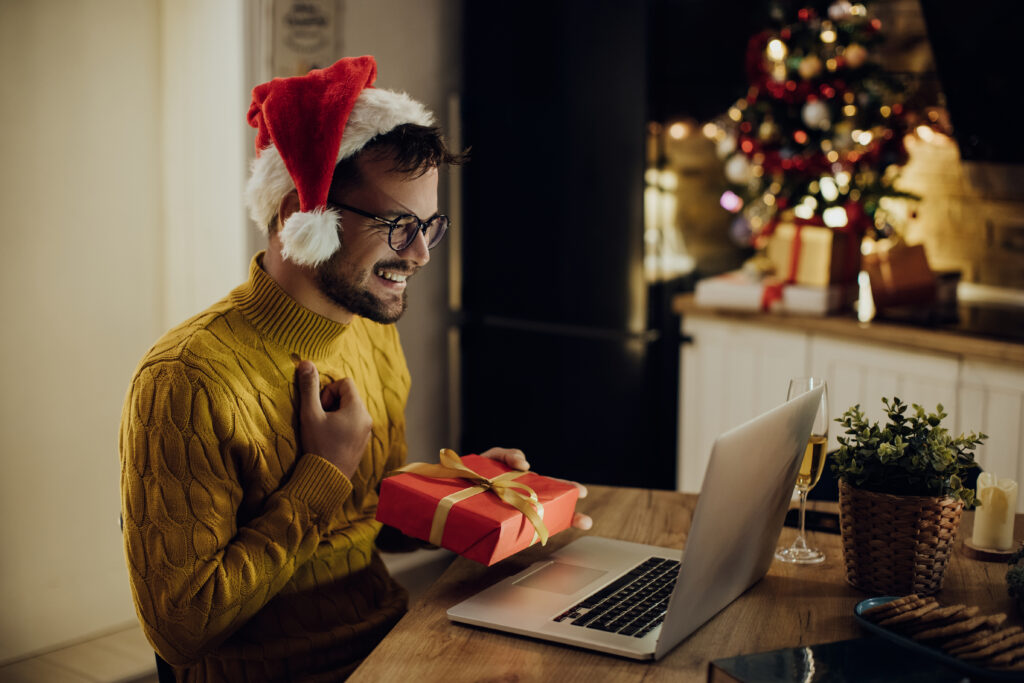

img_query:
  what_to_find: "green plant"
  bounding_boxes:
[831,397,986,505]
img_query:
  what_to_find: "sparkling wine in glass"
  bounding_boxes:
[775,377,828,565]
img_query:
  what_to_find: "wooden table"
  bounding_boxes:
[350,485,1022,682]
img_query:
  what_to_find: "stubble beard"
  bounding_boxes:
[314,251,412,324]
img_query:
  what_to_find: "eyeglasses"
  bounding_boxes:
[328,202,449,252]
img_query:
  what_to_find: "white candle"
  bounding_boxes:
[973,472,1019,551]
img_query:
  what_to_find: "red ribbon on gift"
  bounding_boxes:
[758,201,869,312]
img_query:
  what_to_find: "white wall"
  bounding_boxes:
[0,0,248,662]
[160,0,249,327]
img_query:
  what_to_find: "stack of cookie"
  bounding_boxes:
[862,594,1024,672]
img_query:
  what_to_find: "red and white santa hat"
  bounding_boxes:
[244,55,434,266]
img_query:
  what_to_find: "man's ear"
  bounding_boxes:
[275,190,301,232]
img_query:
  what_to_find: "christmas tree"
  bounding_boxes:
[711,1,924,255]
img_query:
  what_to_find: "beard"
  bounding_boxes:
[314,251,413,324]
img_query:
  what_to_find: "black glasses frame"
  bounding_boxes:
[328,202,448,252]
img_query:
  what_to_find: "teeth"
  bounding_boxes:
[376,269,408,283]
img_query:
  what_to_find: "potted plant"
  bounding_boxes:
[832,397,986,595]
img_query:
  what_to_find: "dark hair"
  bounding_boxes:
[330,123,468,192]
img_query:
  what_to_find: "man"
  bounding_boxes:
[120,56,589,682]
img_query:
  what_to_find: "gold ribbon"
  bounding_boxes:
[392,448,550,546]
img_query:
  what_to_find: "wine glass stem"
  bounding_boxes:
[796,489,809,550]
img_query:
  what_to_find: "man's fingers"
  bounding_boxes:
[296,360,324,417]
[477,447,591,530]
[572,513,593,531]
[480,447,530,471]
[321,377,359,411]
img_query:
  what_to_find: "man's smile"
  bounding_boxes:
[373,265,415,290]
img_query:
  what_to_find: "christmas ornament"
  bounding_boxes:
[758,118,780,142]
[828,1,854,21]
[833,120,854,149]
[729,214,754,246]
[798,54,823,80]
[716,133,738,159]
[845,43,868,69]
[724,153,753,184]
[802,99,831,130]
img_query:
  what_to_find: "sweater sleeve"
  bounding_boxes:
[119,361,352,666]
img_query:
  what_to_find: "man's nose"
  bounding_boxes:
[398,228,431,266]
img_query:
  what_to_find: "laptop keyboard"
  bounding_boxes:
[552,556,680,638]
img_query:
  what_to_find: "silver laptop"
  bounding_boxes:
[446,385,824,660]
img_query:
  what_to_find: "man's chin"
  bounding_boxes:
[353,292,408,324]
[315,271,408,323]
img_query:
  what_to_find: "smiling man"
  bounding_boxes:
[118,56,578,682]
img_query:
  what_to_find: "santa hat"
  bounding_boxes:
[244,55,435,266]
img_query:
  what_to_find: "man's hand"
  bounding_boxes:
[296,360,372,478]
[480,447,593,531]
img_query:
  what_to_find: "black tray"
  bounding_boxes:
[854,596,1023,681]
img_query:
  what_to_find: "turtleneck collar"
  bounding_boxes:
[230,252,350,359]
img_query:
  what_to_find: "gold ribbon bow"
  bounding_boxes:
[393,448,550,546]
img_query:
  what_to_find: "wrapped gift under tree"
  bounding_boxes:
[862,241,936,309]
[764,219,863,287]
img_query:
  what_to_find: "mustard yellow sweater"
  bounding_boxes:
[120,253,409,682]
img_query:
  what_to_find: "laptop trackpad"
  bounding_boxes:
[514,562,607,595]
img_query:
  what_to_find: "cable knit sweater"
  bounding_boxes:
[119,253,409,682]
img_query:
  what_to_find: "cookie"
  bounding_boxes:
[958,631,1024,660]
[983,643,1024,668]
[912,614,989,642]
[982,613,1009,630]
[877,600,941,627]
[914,603,967,625]
[901,604,971,635]
[944,628,996,655]
[930,608,986,648]
[868,596,934,624]
[861,594,920,620]
[946,626,1021,656]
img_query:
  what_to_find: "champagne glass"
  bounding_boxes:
[775,377,829,565]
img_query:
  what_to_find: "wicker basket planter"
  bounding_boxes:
[838,479,964,596]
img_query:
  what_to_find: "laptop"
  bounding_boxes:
[446,385,824,660]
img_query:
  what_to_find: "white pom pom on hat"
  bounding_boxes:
[244,56,434,266]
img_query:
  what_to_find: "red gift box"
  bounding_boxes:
[375,451,579,565]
